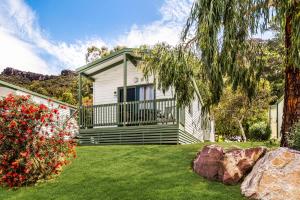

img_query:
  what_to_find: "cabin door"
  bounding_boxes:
[118,87,137,103]
[118,87,139,124]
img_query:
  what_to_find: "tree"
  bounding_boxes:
[85,45,127,63]
[181,0,300,147]
[213,80,272,141]
[254,37,285,104]
[137,44,209,108]
[61,91,76,105]
[137,1,298,146]
[85,46,108,63]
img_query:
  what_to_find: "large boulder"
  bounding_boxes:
[241,148,300,200]
[193,145,224,180]
[218,147,267,185]
[193,145,267,185]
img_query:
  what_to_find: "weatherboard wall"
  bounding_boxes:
[269,97,284,139]
[184,98,204,141]
[92,60,173,105]
[0,86,73,121]
[0,86,15,97]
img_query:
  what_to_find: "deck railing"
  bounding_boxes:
[79,98,184,128]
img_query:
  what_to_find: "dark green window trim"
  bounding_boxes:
[117,83,155,103]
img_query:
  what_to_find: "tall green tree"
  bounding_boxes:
[138,1,299,146]
[213,80,272,141]
[259,37,285,103]
[181,0,300,146]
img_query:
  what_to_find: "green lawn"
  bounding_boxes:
[0,142,270,200]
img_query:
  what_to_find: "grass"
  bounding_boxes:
[0,142,271,200]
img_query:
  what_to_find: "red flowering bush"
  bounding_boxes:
[0,94,77,188]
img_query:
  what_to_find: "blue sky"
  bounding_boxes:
[0,0,192,74]
[0,0,273,75]
[26,0,164,43]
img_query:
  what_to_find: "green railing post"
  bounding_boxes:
[78,73,82,128]
[123,53,127,126]
[176,100,180,125]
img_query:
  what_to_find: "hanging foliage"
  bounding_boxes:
[137,0,300,146]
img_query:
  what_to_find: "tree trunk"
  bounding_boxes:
[280,7,300,147]
[281,68,300,146]
[237,119,247,142]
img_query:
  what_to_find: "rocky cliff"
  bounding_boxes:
[0,67,79,105]
[1,67,76,81]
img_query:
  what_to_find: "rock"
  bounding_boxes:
[1,67,56,81]
[61,69,76,76]
[193,145,224,180]
[218,147,267,185]
[1,67,76,81]
[241,148,300,200]
[193,145,267,185]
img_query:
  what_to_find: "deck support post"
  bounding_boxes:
[176,106,180,125]
[78,73,83,128]
[153,77,157,121]
[123,53,127,126]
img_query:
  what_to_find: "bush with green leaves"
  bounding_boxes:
[248,122,271,141]
[0,94,77,188]
[288,122,300,150]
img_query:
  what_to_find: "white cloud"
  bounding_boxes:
[0,0,107,74]
[0,0,193,74]
[116,0,193,47]
[0,29,49,73]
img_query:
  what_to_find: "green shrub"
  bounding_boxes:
[248,122,271,141]
[0,94,77,188]
[288,122,300,150]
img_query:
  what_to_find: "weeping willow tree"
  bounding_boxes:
[181,0,300,146]
[136,41,261,141]
[137,44,211,108]
[138,0,299,146]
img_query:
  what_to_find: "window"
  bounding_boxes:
[139,85,154,101]
[139,85,154,109]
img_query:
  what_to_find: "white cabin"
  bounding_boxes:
[76,48,215,145]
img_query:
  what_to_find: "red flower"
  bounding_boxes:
[20,151,29,158]
[11,160,19,169]
[9,120,17,129]
[0,94,77,187]
[23,168,30,174]
[39,104,48,111]
[26,129,32,134]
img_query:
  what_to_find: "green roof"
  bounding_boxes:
[76,48,135,73]
[0,79,77,109]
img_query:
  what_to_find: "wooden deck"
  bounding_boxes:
[79,98,181,128]
[78,98,200,145]
[78,124,200,145]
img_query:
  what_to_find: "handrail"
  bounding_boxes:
[79,98,179,128]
